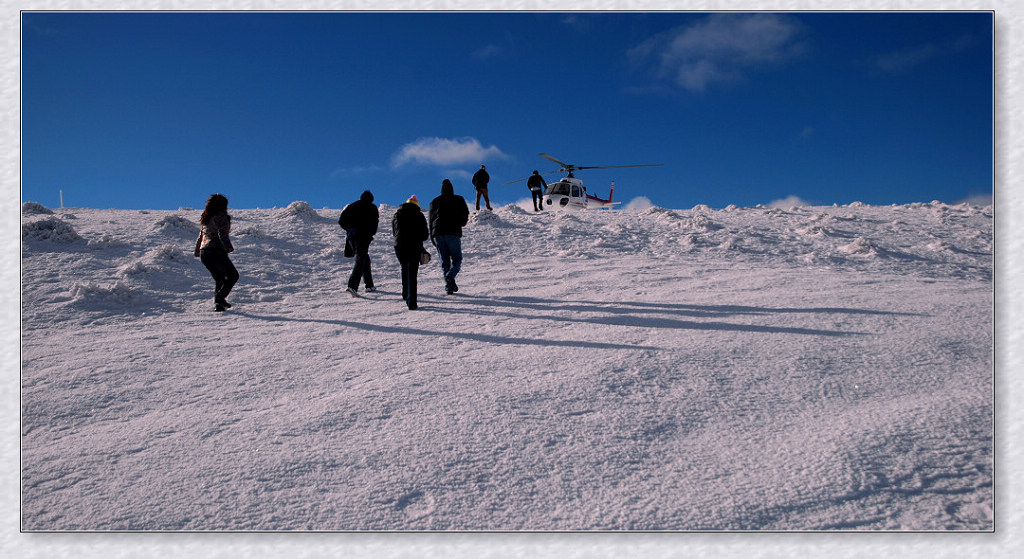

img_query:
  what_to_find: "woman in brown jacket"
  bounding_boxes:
[194,194,239,312]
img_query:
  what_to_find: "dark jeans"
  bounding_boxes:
[433,235,462,282]
[532,190,544,209]
[200,249,239,303]
[347,238,374,290]
[396,253,420,309]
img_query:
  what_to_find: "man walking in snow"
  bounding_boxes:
[527,170,547,211]
[392,195,430,310]
[472,164,492,211]
[428,179,470,295]
[339,190,379,296]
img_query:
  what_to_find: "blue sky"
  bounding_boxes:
[21,11,992,210]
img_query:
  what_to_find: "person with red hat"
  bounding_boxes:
[391,195,429,310]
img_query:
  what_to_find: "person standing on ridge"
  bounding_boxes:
[472,164,492,211]
[392,195,430,310]
[194,193,239,312]
[428,179,470,295]
[339,190,379,296]
[527,170,547,211]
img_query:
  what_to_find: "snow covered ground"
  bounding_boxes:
[19,198,993,534]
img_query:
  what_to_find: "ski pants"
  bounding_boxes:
[200,249,239,303]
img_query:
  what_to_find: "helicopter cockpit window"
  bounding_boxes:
[572,186,582,197]
[548,183,570,196]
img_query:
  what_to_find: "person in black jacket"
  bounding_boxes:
[527,170,547,211]
[428,179,470,294]
[472,164,492,211]
[338,190,379,296]
[392,195,429,310]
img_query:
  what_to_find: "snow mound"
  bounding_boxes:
[688,214,722,232]
[153,215,200,236]
[146,243,189,264]
[70,280,135,307]
[497,204,532,217]
[114,244,190,281]
[22,217,83,244]
[117,260,149,277]
[469,209,512,228]
[641,206,683,225]
[839,237,884,256]
[797,224,839,237]
[234,225,269,239]
[87,234,130,249]
[281,200,326,221]
[22,201,54,215]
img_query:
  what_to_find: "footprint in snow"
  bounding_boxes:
[395,490,435,520]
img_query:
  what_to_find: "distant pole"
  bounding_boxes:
[59,189,64,209]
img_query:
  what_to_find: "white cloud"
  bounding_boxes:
[873,43,938,74]
[445,168,473,181]
[329,164,384,179]
[869,32,982,75]
[560,14,595,32]
[768,195,811,209]
[629,14,805,92]
[391,137,508,168]
[472,44,504,60]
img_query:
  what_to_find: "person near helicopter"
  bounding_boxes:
[472,164,492,211]
[527,170,547,211]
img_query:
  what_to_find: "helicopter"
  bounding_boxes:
[504,154,663,210]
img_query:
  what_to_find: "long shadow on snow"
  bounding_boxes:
[232,310,658,351]
[436,295,886,337]
[440,292,872,337]
[455,294,923,319]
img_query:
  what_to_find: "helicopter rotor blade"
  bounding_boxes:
[539,153,571,169]
[574,164,664,170]
[502,168,564,185]
[509,155,663,185]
